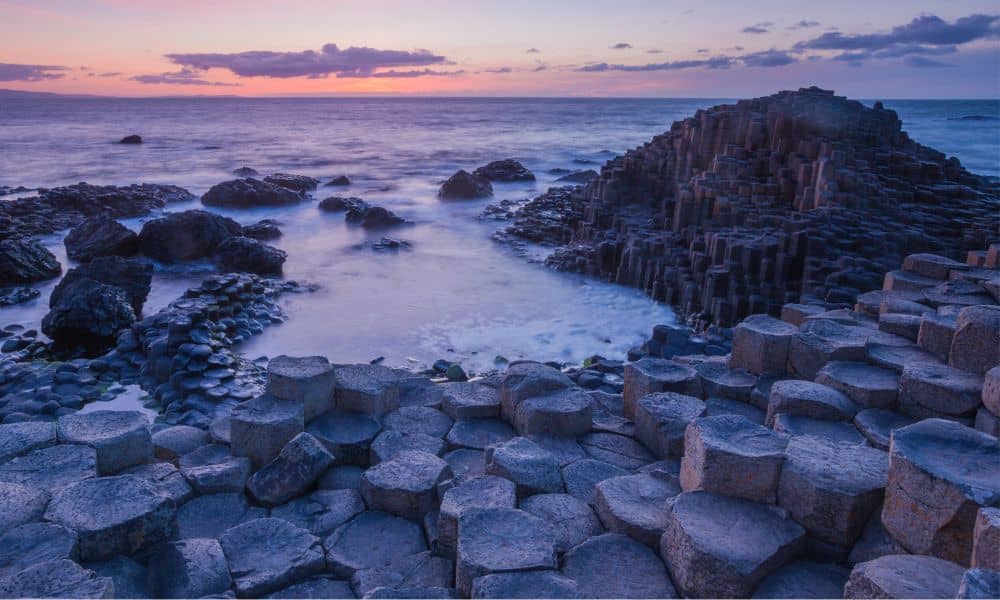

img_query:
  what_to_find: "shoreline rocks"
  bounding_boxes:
[439,170,493,200]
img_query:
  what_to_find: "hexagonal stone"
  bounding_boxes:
[483,437,562,497]
[899,363,983,418]
[623,359,700,419]
[771,414,866,445]
[334,364,400,417]
[121,461,194,505]
[499,362,573,423]
[844,554,964,599]
[267,355,336,421]
[181,455,251,494]
[973,507,1000,571]
[513,388,592,437]
[56,410,151,475]
[44,475,176,561]
[695,362,757,401]
[883,419,1000,565]
[0,421,56,464]
[270,489,366,536]
[179,442,231,469]
[848,506,907,565]
[661,491,805,598]
[147,538,232,598]
[765,380,858,426]
[0,559,113,599]
[731,315,799,376]
[230,395,304,469]
[634,392,707,459]
[957,568,1000,599]
[853,409,917,451]
[350,550,453,597]
[0,522,78,578]
[446,419,515,450]
[680,415,789,503]
[219,517,326,597]
[152,425,210,464]
[324,511,427,577]
[439,476,517,558]
[704,396,767,424]
[267,576,354,599]
[441,383,500,420]
[455,508,557,596]
[866,342,943,374]
[903,253,964,279]
[371,430,446,464]
[777,436,888,547]
[307,409,382,466]
[248,432,335,506]
[361,450,452,521]
[176,492,266,539]
[918,312,958,359]
[0,481,48,536]
[560,532,675,598]
[520,493,601,552]
[788,320,870,379]
[365,585,457,598]
[751,560,849,599]
[383,406,454,439]
[815,361,899,410]
[578,432,654,470]
[949,306,1000,375]
[975,407,1000,436]
[561,459,629,505]
[594,473,679,548]
[472,571,579,599]
[442,448,485,484]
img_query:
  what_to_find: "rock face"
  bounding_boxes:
[267,355,336,421]
[473,159,535,182]
[42,278,136,354]
[63,216,138,262]
[439,170,493,200]
[49,255,152,314]
[137,209,242,262]
[0,239,61,284]
[215,235,287,275]
[202,178,303,207]
[730,315,798,375]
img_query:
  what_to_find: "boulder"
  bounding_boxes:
[230,395,304,469]
[751,560,849,599]
[41,278,135,353]
[555,169,599,183]
[483,437,562,496]
[0,559,113,599]
[436,475,517,558]
[0,421,57,464]
[815,361,899,410]
[561,533,676,598]
[634,392,707,459]
[147,538,232,599]
[263,173,320,194]
[561,458,629,505]
[119,134,142,144]
[335,364,400,417]
[454,508,557,596]
[441,382,501,420]
[176,492,266,539]
[247,432,335,506]
[324,511,427,576]
[438,170,493,200]
[520,493,601,552]
[730,315,799,375]
[202,178,302,207]
[899,362,983,418]
[137,209,242,262]
[233,166,258,177]
[307,409,382,466]
[765,380,858,426]
[219,517,326,596]
[216,236,287,275]
[593,473,679,548]
[56,410,152,475]
[950,306,1000,375]
[788,320,869,379]
[0,444,97,492]
[345,204,407,229]
[360,450,452,521]
[472,571,578,599]
[64,216,138,262]
[49,255,152,314]
[623,359,700,419]
[270,489,365,537]
[319,196,367,213]
[326,175,351,186]
[472,159,535,182]
[499,362,574,423]
[844,554,964,599]
[513,387,592,437]
[243,219,283,240]
[0,522,78,579]
[267,355,336,421]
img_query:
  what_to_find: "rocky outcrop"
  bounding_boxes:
[473,159,535,182]
[137,210,242,262]
[119,134,142,144]
[215,236,287,275]
[242,219,282,240]
[0,239,61,285]
[439,170,493,200]
[49,256,152,315]
[42,278,135,355]
[263,173,320,194]
[63,216,138,263]
[201,178,302,208]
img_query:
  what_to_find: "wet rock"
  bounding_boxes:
[370,430,446,464]
[319,196,367,213]
[561,533,676,598]
[473,159,535,182]
[335,364,400,417]
[147,538,232,599]
[520,493,601,552]
[137,209,242,262]
[634,392,707,459]
[383,406,453,439]
[307,410,382,466]
[844,554,964,599]
[202,178,303,207]
[0,482,49,535]
[243,219,283,240]
[593,473,679,548]
[216,236,287,275]
[64,216,138,262]
[230,395,304,469]
[267,355,336,421]
[0,444,97,492]
[555,169,598,183]
[345,204,407,229]
[454,507,557,596]
[0,559,113,598]
[219,517,326,597]
[270,489,365,537]
[731,315,798,375]
[248,432,335,506]
[899,362,983,418]
[751,560,849,599]
[483,436,562,497]
[439,170,493,200]
[441,383,500,420]
[471,571,578,599]
[326,175,351,186]
[324,511,427,576]
[50,255,152,316]
[0,286,39,306]
[765,379,858,426]
[950,306,1000,375]
[815,361,899,410]
[446,419,516,450]
[623,359,700,419]
[233,166,258,177]
[176,492,266,539]
[360,450,452,521]
[56,410,152,475]
[0,421,57,464]
[264,173,320,194]
[152,425,210,463]
[43,278,135,354]
[513,387,592,437]
[119,134,142,144]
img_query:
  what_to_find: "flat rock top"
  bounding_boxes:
[738,314,799,336]
[362,450,451,492]
[307,410,381,444]
[0,444,97,491]
[561,532,677,599]
[0,421,56,462]
[692,415,789,456]
[629,358,697,381]
[638,392,706,421]
[268,355,332,378]
[231,395,303,423]
[57,410,148,443]
[323,511,427,571]
[334,364,399,391]
[44,475,170,532]
[891,419,1000,504]
[902,362,984,392]
[818,361,900,391]
[846,554,965,599]
[783,436,887,494]
[751,560,849,599]
[441,476,516,516]
[457,507,556,571]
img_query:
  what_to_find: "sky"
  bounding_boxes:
[0,0,998,98]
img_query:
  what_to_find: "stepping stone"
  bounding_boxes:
[270,489,366,536]
[853,409,917,451]
[772,414,866,444]
[879,312,922,341]
[152,425,210,464]
[219,517,326,597]
[623,359,700,419]
[865,342,942,373]
[319,465,365,490]
[973,507,1000,570]
[578,432,654,470]
[661,491,805,597]
[917,312,957,359]
[438,476,516,558]
[121,461,194,505]
[730,314,799,376]
[371,430,446,464]
[513,388,592,437]
[958,568,1000,599]
[561,532,676,598]
[442,448,485,484]
[789,320,869,379]
[884,269,940,292]
[442,382,501,420]
[247,432,335,506]
[472,571,579,599]
[176,492,266,539]
[181,455,251,494]
[848,506,908,565]
[766,380,858,426]
[975,406,1000,436]
[704,396,767,423]
[267,355,336,420]
[230,395,304,469]
[0,559,112,599]
[0,522,78,578]
[499,362,573,423]
[147,538,232,598]
[777,436,888,547]
[361,450,453,521]
[634,392,707,459]
[526,435,586,466]
[351,550,453,596]
[923,281,994,309]
[267,577,354,599]
[307,409,382,466]
[446,419,515,450]
[903,253,965,279]
[561,458,629,505]
[383,406,454,439]
[815,361,899,409]
[695,362,757,401]
[883,419,1000,565]
[324,511,427,576]
[520,493,601,552]
[44,475,176,561]
[0,481,48,535]
[334,364,400,417]
[455,507,557,596]
[844,554,964,599]
[0,421,56,464]
[593,473,679,548]
[56,410,151,475]
[899,363,983,418]
[399,374,446,409]
[483,437,562,496]
[680,415,789,503]
[751,560,850,599]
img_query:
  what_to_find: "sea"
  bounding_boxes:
[1,96,997,372]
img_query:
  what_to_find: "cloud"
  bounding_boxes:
[787,20,821,30]
[741,22,774,34]
[532,65,548,72]
[610,42,632,50]
[525,48,541,54]
[166,43,447,79]
[369,69,464,78]
[647,49,663,54]
[485,67,512,74]
[741,49,798,68]
[88,71,123,77]
[903,56,956,68]
[130,68,239,86]
[0,62,68,81]
[577,56,734,72]
[696,48,709,54]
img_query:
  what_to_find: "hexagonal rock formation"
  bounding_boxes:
[247,432,335,506]
[438,476,517,558]
[324,511,427,576]
[972,507,1000,571]
[181,455,251,495]
[883,419,1000,565]
[661,491,806,598]
[0,482,49,536]
[334,364,400,417]
[44,475,176,561]
[360,450,453,521]
[949,306,1000,375]
[152,425,209,464]
[957,568,1000,600]
[898,363,983,419]
[765,379,858,427]
[370,430,446,464]
[634,392,707,459]
[266,355,336,421]
[483,437,562,497]
[56,410,151,475]
[623,359,701,419]
[593,473,680,548]
[0,421,57,464]
[441,382,501,420]
[730,314,799,375]
[447,419,516,451]
[218,517,325,597]
[513,387,593,437]
[350,548,453,595]
[455,508,557,596]
[471,571,579,599]
[983,366,1000,416]
[230,395,304,469]
[578,432,655,470]
[383,406,454,439]
[751,560,849,599]
[788,320,870,379]
[269,489,365,537]
[853,409,917,451]
[520,493,602,553]
[0,559,113,599]
[815,361,899,410]
[306,409,382,466]
[561,458,629,505]
[844,554,965,599]
[147,538,232,599]
[695,362,757,402]
[777,436,888,547]
[680,415,790,503]
[561,533,677,598]
[499,362,574,423]
[0,522,79,578]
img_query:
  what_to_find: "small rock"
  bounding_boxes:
[247,432,335,506]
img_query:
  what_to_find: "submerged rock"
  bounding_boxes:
[119,134,142,144]
[216,236,287,275]
[243,219,283,240]
[439,170,493,200]
[0,239,61,284]
[473,159,535,182]
[137,209,242,262]
[264,173,320,194]
[202,178,302,208]
[63,215,138,262]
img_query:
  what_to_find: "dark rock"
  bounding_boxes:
[119,134,142,144]
[473,159,535,182]
[264,173,320,194]
[0,482,49,536]
[56,410,152,475]
[439,170,493,200]
[0,286,40,306]
[42,278,136,354]
[0,522,78,579]
[216,236,287,275]
[561,533,676,598]
[345,204,407,229]
[202,178,302,208]
[243,219,283,240]
[50,255,153,314]
[0,444,97,492]
[319,196,367,213]
[455,507,556,596]
[147,538,232,598]
[325,175,351,186]
[247,432,335,506]
[0,559,113,598]
[233,166,259,177]
[64,216,138,262]
[324,511,427,576]
[751,560,850,599]
[270,489,365,537]
[0,239,61,284]
[472,571,579,599]
[0,421,57,464]
[176,492,266,539]
[844,554,964,599]
[138,209,242,262]
[555,169,599,183]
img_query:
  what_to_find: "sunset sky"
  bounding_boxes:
[1,0,997,98]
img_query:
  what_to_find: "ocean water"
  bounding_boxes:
[1,96,996,372]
